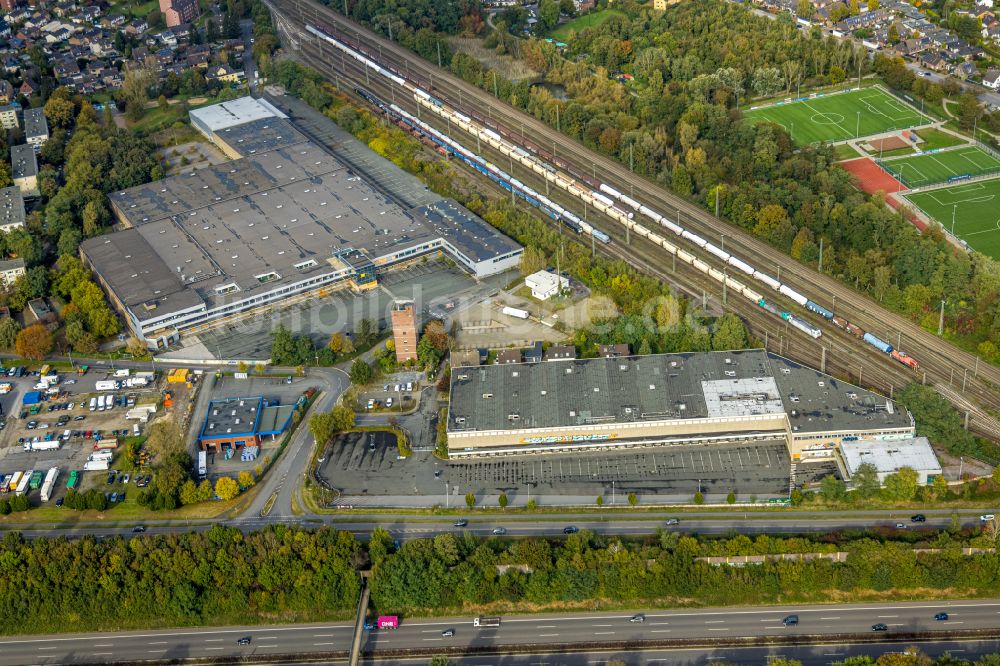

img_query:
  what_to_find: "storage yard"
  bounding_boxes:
[0,365,191,508]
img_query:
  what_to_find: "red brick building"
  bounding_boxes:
[391,300,418,363]
[158,0,199,27]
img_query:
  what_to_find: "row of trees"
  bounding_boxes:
[0,526,363,634]
[271,319,379,367]
[369,527,1000,613]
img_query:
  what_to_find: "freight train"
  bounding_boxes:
[307,23,921,369]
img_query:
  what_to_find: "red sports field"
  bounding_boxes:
[838,157,927,231]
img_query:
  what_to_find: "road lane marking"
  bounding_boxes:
[650,630,671,633]
[314,642,336,646]
[538,634,559,637]
[258,645,277,648]
[91,653,112,656]
[313,634,335,638]
[877,615,898,618]
[765,626,785,629]
[708,628,730,631]
[259,636,277,640]
[536,625,557,628]
[149,642,168,645]
[593,632,615,635]
[204,639,224,642]
[592,624,613,627]
[422,638,443,641]
[421,630,442,633]
[820,617,841,620]
[38,647,57,650]
[705,620,726,624]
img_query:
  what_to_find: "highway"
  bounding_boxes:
[2,600,999,665]
[269,0,1000,440]
[5,509,996,541]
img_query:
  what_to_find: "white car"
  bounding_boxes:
[981,514,996,522]
[385,397,393,407]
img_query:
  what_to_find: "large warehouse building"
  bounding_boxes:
[447,349,916,462]
[81,97,522,349]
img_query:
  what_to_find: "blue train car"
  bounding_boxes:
[862,332,893,354]
[805,300,834,319]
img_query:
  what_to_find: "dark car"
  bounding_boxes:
[872,623,888,632]
[934,612,949,621]
[782,615,799,626]
[132,525,146,533]
[237,637,251,646]
[73,415,86,421]
[563,526,578,534]
[55,498,64,507]
[453,519,468,527]
[911,514,927,523]
[106,472,116,485]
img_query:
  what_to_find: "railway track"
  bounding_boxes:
[270,0,1000,440]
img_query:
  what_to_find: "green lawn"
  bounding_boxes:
[834,143,862,160]
[881,145,1000,188]
[743,87,932,145]
[914,127,966,151]
[904,177,1000,259]
[550,9,626,41]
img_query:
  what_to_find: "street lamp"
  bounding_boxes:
[951,204,957,236]
[856,111,860,139]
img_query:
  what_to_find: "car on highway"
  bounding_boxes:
[454,519,468,527]
[441,629,455,637]
[563,526,578,534]
[782,615,799,626]
[630,614,645,623]
[872,623,888,632]
[492,527,506,535]
[911,514,926,522]
[665,518,680,525]
[132,525,146,533]
[935,612,949,621]
[981,514,996,522]
[237,637,252,645]
[895,523,906,529]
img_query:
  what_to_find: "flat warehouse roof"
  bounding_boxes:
[841,437,941,474]
[199,396,263,440]
[449,350,913,435]
[213,117,307,157]
[189,96,286,132]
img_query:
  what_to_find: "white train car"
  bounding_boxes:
[755,270,781,291]
[729,257,754,275]
[677,248,697,265]
[681,230,707,248]
[692,258,712,275]
[703,242,730,262]
[779,284,808,307]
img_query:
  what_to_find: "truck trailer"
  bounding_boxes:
[15,471,32,495]
[83,459,110,471]
[24,440,60,452]
[95,380,119,392]
[198,450,207,479]
[40,468,59,502]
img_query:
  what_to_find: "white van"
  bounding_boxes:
[89,397,97,411]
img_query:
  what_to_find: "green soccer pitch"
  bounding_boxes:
[879,145,1000,187]
[904,178,1000,260]
[743,88,931,144]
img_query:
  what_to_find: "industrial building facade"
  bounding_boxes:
[447,349,916,462]
[81,97,522,349]
[197,396,295,452]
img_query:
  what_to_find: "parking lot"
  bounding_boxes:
[0,364,164,507]
[189,259,505,361]
[356,373,423,413]
[318,439,792,504]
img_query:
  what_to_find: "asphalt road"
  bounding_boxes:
[2,601,998,665]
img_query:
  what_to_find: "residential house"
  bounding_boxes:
[0,103,18,130]
[921,52,948,70]
[0,259,25,289]
[18,78,36,96]
[599,344,631,358]
[11,144,38,196]
[23,107,48,149]
[984,68,1000,89]
[543,344,577,361]
[0,80,13,104]
[0,186,26,233]
[205,63,240,84]
[955,61,977,78]
[496,349,522,364]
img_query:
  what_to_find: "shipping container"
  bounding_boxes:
[66,470,80,490]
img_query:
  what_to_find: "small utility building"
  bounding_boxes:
[525,270,568,301]
[839,437,942,485]
[197,396,294,451]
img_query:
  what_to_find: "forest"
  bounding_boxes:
[324,0,1000,363]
